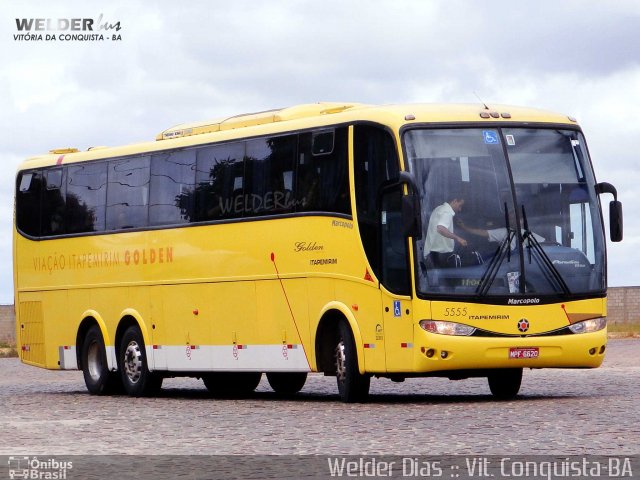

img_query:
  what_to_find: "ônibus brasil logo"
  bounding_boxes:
[14,14,122,42]
[8,456,73,479]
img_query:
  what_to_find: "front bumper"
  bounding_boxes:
[413,327,607,372]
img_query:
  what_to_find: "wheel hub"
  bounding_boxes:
[335,341,346,382]
[87,341,102,381]
[123,341,143,384]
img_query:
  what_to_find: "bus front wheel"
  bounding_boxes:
[266,372,307,395]
[81,325,122,395]
[487,368,523,400]
[118,325,163,397]
[335,321,370,403]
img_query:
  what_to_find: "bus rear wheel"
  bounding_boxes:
[202,372,262,397]
[118,325,163,397]
[335,321,370,403]
[81,325,122,395]
[488,368,523,400]
[266,372,307,395]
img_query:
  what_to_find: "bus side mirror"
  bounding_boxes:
[609,200,623,242]
[397,172,422,238]
[595,182,623,242]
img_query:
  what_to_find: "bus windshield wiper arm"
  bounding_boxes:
[521,206,571,295]
[475,204,514,297]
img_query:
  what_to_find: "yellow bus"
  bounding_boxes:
[13,102,623,402]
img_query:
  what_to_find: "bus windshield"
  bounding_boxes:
[405,127,605,298]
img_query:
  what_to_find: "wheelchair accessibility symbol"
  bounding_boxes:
[393,300,401,317]
[483,130,499,144]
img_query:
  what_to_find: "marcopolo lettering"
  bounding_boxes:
[507,298,541,305]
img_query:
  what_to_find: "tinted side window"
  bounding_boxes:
[195,142,245,221]
[16,171,43,237]
[106,157,150,230]
[297,127,350,215]
[353,125,401,284]
[150,150,196,225]
[67,162,108,233]
[245,135,296,216]
[42,168,66,236]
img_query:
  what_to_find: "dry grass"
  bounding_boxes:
[0,346,18,358]
[608,322,640,338]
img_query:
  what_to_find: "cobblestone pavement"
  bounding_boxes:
[0,339,638,456]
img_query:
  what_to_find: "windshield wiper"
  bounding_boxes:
[521,206,571,295]
[476,204,515,297]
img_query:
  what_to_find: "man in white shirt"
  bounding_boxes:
[423,195,467,268]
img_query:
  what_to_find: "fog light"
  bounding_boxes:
[426,349,435,358]
[440,351,448,359]
[600,345,606,354]
[589,348,596,355]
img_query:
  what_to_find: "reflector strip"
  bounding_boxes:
[236,345,247,350]
[400,343,413,349]
[364,343,376,349]
[56,155,65,165]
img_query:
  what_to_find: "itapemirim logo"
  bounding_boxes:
[14,14,122,43]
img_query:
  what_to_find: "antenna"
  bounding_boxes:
[474,92,490,110]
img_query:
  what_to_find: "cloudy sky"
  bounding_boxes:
[1,0,639,304]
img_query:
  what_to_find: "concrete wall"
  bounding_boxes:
[0,287,638,344]
[0,304,15,344]
[607,286,640,325]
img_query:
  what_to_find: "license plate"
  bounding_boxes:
[509,347,539,359]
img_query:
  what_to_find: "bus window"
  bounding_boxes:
[150,149,196,225]
[106,157,150,230]
[42,168,66,236]
[297,127,350,215]
[245,135,296,216]
[16,171,43,237]
[354,124,401,286]
[67,162,108,233]
[195,141,245,220]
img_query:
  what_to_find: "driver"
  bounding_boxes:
[423,192,468,268]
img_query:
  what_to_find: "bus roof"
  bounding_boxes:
[19,103,578,170]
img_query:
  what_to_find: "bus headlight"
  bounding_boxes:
[568,317,607,334]
[419,320,476,336]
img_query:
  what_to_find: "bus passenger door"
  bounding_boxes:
[379,190,414,372]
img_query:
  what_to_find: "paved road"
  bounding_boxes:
[0,339,638,456]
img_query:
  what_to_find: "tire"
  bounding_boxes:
[266,372,307,395]
[81,325,122,395]
[202,372,262,397]
[488,368,523,400]
[118,325,163,397]
[335,321,370,403]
